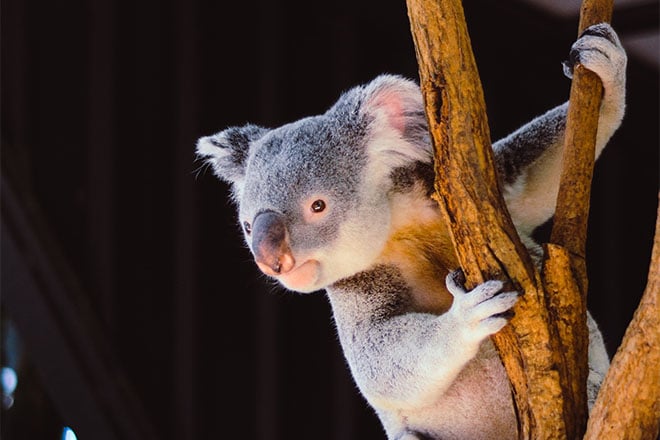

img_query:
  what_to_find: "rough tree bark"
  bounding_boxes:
[405,0,660,439]
[540,0,614,435]
[406,0,572,437]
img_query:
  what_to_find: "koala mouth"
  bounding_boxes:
[277,259,322,293]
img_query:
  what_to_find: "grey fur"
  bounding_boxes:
[196,24,626,439]
[493,103,567,185]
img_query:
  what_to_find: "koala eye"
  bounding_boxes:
[303,196,330,222]
[243,221,252,235]
[310,199,326,213]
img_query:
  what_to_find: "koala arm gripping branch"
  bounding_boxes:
[326,268,518,412]
[491,23,626,235]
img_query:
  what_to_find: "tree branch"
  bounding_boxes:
[406,0,571,438]
[538,1,614,436]
[551,0,613,257]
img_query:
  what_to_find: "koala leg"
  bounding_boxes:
[586,311,610,409]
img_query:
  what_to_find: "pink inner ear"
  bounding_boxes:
[368,89,406,134]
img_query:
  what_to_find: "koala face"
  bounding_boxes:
[197,75,432,292]
[236,116,396,292]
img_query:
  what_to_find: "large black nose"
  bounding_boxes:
[251,210,295,275]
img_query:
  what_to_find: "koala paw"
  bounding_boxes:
[562,23,627,91]
[445,270,519,344]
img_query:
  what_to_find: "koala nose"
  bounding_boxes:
[251,210,296,276]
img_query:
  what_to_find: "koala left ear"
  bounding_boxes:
[196,124,269,186]
[361,75,425,133]
[358,75,433,171]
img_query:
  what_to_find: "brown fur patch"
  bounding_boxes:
[378,217,458,314]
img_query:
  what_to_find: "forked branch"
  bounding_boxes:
[406,0,619,438]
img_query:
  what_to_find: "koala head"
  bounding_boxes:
[197,75,432,293]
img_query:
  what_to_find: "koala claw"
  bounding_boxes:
[562,23,626,87]
[445,271,519,342]
[580,22,620,45]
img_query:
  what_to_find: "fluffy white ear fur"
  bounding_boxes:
[359,75,433,183]
[361,75,424,134]
[196,134,239,180]
[195,124,268,189]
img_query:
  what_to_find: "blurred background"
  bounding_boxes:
[2,0,658,439]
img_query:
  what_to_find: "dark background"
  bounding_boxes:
[2,0,658,439]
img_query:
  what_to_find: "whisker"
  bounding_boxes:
[192,160,213,180]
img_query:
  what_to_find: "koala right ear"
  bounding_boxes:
[196,124,268,186]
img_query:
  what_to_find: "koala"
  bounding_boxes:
[197,24,626,440]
